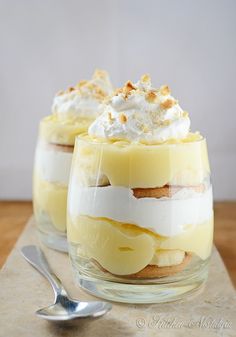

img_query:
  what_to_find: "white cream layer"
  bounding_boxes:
[35,143,73,185]
[68,185,213,237]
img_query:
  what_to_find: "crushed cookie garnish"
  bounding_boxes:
[108,112,115,123]
[146,91,157,103]
[160,85,171,96]
[125,81,136,90]
[141,74,151,83]
[119,113,127,124]
[95,87,106,98]
[77,80,87,87]
[123,81,136,98]
[87,83,96,91]
[160,99,176,109]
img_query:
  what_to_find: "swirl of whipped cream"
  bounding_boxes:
[88,75,190,143]
[52,70,113,120]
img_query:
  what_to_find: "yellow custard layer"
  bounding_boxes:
[67,215,213,275]
[39,115,95,145]
[73,133,210,188]
[33,174,67,232]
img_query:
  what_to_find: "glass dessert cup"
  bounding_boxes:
[33,116,92,252]
[67,134,214,303]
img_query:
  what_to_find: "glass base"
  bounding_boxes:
[72,264,208,304]
[35,210,68,252]
[37,228,68,253]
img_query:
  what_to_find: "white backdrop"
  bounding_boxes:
[0,0,236,200]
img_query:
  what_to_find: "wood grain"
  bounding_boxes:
[0,201,32,267]
[0,201,235,287]
[214,202,236,288]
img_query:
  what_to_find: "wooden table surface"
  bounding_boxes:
[0,201,235,287]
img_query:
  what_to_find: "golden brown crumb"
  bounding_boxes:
[146,91,157,103]
[87,83,96,91]
[64,87,76,94]
[95,87,106,98]
[126,81,136,90]
[119,113,127,123]
[108,112,114,123]
[160,85,171,96]
[114,81,136,98]
[160,99,176,109]
[141,74,151,83]
[77,80,87,87]
[123,81,136,98]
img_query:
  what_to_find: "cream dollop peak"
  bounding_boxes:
[52,69,113,120]
[89,75,191,143]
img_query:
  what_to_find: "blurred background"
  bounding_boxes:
[0,0,235,200]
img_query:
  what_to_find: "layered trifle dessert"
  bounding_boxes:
[67,75,213,302]
[33,70,113,251]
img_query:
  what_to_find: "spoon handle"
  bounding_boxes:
[21,245,68,300]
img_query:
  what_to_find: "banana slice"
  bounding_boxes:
[160,217,213,260]
[150,249,185,267]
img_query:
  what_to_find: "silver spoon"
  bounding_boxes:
[21,245,112,321]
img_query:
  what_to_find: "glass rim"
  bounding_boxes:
[75,132,206,148]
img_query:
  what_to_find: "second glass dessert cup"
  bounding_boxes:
[67,134,214,303]
[33,69,113,252]
[33,116,91,251]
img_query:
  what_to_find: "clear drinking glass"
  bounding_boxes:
[33,116,91,251]
[67,134,213,303]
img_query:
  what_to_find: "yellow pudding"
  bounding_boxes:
[73,133,210,188]
[34,174,68,232]
[39,115,94,146]
[67,215,213,275]
[67,133,213,277]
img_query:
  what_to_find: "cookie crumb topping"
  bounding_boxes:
[160,85,171,96]
[119,113,128,124]
[160,99,176,109]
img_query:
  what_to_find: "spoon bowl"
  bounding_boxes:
[36,300,112,321]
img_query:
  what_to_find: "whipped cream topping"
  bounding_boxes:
[89,75,190,143]
[52,70,113,120]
